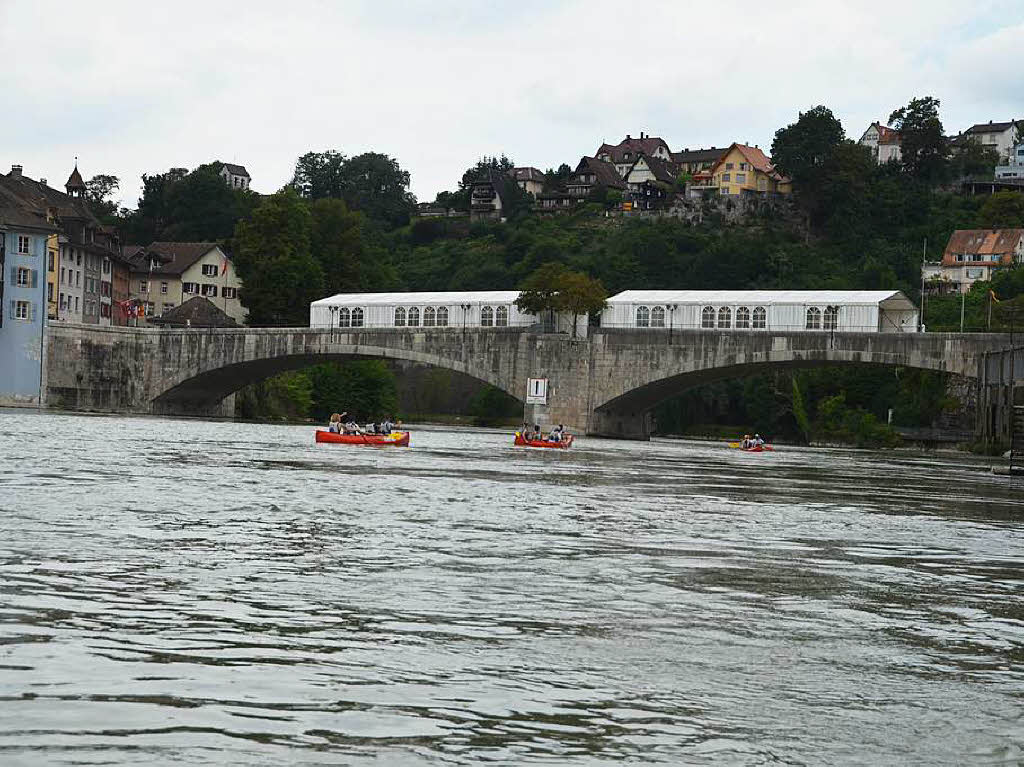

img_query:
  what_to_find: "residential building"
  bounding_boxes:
[45,232,58,319]
[512,167,545,197]
[218,162,251,190]
[565,157,625,201]
[110,247,132,325]
[995,141,1024,181]
[858,123,902,164]
[596,133,673,177]
[127,242,246,325]
[709,144,792,196]
[939,229,1024,293]
[624,155,680,210]
[671,147,727,177]
[0,166,58,406]
[956,120,1022,160]
[469,173,519,222]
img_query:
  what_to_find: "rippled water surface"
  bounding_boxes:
[2,411,1024,765]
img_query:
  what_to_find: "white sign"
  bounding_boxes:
[526,378,548,404]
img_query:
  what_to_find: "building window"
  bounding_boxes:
[76,271,81,286]
[183,282,198,294]
[753,306,766,329]
[701,306,715,328]
[481,305,494,327]
[717,306,731,328]
[17,235,30,254]
[202,284,217,297]
[496,305,509,327]
[437,306,449,326]
[736,306,750,328]
[725,163,734,170]
[101,303,111,318]
[75,296,80,311]
[161,282,168,294]
[720,187,729,195]
[140,280,149,293]
[423,306,436,327]
[757,177,767,191]
[338,307,351,327]
[16,267,31,287]
[103,259,110,274]
[222,287,237,299]
[636,305,651,327]
[162,303,175,313]
[14,300,30,320]
[145,301,154,315]
[736,173,746,183]
[394,307,406,326]
[60,267,65,284]
[651,305,666,327]
[805,306,822,330]
[824,306,838,330]
[722,173,731,182]
[48,252,55,271]
[202,264,217,276]
[351,307,364,327]
[407,306,420,326]
[47,283,54,302]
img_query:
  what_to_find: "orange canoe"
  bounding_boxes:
[315,430,410,447]
[514,432,573,449]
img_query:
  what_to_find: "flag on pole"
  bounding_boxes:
[990,290,1000,303]
[221,257,229,277]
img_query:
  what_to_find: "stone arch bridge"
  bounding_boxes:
[45,323,1019,441]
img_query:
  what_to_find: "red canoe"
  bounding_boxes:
[315,430,410,447]
[514,433,574,449]
[741,445,773,452]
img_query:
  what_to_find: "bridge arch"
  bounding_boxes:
[152,340,523,415]
[585,330,1001,439]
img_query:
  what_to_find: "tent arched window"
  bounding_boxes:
[717,306,731,328]
[805,306,822,330]
[752,306,766,329]
[437,306,449,326]
[824,305,838,331]
[636,306,651,327]
[394,307,406,326]
[351,307,364,327]
[651,306,666,327]
[496,305,509,327]
[407,306,420,326]
[338,307,351,327]
[423,306,436,327]
[701,306,715,328]
[736,306,750,329]
[481,306,494,327]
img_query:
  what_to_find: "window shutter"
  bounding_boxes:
[9,266,16,284]
[31,270,38,288]
[30,302,37,322]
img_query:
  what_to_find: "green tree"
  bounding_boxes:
[888,96,950,183]
[309,197,366,293]
[292,150,348,199]
[336,152,416,227]
[515,262,607,336]
[977,191,1024,228]
[949,141,1001,180]
[770,105,846,184]
[232,188,323,325]
[84,174,121,225]
[543,163,573,192]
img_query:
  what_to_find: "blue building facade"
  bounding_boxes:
[1,169,58,406]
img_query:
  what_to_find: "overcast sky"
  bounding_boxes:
[3,0,1022,209]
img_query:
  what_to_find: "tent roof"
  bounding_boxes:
[311,291,522,307]
[606,290,915,307]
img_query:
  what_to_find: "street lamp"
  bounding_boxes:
[461,303,471,342]
[826,304,839,348]
[668,303,678,344]
[327,305,339,341]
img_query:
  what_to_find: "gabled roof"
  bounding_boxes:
[570,157,626,189]
[512,167,544,181]
[312,291,522,307]
[150,296,238,328]
[942,229,1024,265]
[606,290,915,309]
[963,120,1021,136]
[219,162,250,177]
[671,147,727,164]
[628,154,679,184]
[135,242,223,275]
[595,134,671,164]
[710,143,790,182]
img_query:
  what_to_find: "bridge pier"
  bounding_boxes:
[587,409,652,440]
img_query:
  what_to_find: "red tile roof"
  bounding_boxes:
[942,229,1024,266]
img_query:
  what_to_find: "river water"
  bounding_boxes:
[1,411,1023,766]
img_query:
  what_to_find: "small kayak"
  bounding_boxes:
[514,432,573,449]
[316,430,410,447]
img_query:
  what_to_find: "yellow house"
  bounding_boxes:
[710,143,791,196]
[45,232,59,319]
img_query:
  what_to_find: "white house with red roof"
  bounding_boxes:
[858,122,902,164]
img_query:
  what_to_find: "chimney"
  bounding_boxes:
[626,134,631,140]
[11,164,22,177]
[40,178,46,186]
